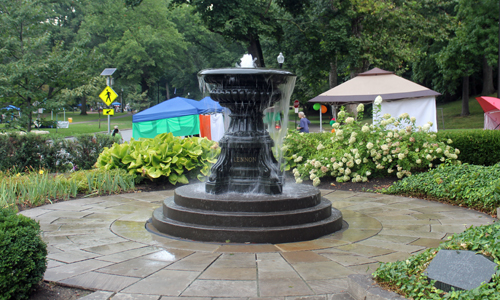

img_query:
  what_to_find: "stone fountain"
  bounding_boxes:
[149,56,343,244]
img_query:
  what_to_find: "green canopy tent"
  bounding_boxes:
[132,97,200,139]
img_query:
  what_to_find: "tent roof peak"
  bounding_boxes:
[358,68,394,76]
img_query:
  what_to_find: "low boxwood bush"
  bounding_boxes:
[0,209,47,300]
[437,129,500,166]
[286,102,460,186]
[96,132,220,185]
[374,222,500,299]
[380,163,500,215]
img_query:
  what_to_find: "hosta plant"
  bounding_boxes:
[96,133,220,185]
[285,100,460,186]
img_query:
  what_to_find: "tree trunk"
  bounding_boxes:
[482,55,494,95]
[247,36,265,67]
[166,83,170,100]
[329,57,338,88]
[140,77,149,94]
[27,96,32,132]
[462,76,470,116]
[80,95,88,115]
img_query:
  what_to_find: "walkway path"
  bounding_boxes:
[21,189,495,299]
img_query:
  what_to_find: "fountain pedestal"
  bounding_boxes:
[200,68,293,195]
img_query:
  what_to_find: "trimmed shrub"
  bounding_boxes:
[64,133,118,170]
[0,209,47,300]
[436,129,500,166]
[0,133,66,172]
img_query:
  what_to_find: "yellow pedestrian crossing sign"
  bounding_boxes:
[99,86,118,106]
[103,109,114,116]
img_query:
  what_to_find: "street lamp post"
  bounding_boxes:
[277,52,284,69]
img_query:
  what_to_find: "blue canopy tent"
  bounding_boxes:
[132,97,200,139]
[189,97,227,114]
[3,105,20,111]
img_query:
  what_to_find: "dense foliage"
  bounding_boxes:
[0,209,47,300]
[0,133,119,173]
[285,103,460,186]
[380,163,500,215]
[64,134,121,170]
[436,130,500,166]
[96,133,220,185]
[0,133,66,172]
[374,222,500,299]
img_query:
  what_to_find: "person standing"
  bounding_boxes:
[112,126,123,143]
[297,112,310,133]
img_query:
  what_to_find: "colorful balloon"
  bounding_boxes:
[321,105,327,113]
[313,103,321,110]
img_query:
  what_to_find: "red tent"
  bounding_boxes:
[476,96,500,129]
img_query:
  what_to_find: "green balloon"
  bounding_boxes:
[313,103,321,110]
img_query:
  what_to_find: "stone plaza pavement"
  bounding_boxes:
[20,188,496,300]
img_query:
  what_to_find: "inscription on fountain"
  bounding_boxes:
[233,156,258,163]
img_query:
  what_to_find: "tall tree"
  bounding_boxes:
[80,0,188,100]
[126,0,312,67]
[0,0,85,131]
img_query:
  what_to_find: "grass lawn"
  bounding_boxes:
[0,111,133,138]
[436,96,485,130]
[44,114,133,137]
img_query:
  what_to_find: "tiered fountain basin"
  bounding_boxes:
[150,183,343,244]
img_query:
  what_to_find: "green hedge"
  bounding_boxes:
[0,133,119,173]
[0,133,66,173]
[437,130,500,166]
[64,134,119,170]
[0,209,47,300]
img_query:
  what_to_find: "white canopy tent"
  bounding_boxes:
[309,68,441,131]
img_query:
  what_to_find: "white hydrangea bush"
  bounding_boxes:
[284,102,460,186]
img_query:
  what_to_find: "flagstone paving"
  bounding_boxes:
[20,188,496,299]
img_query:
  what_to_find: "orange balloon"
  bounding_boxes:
[321,105,327,113]
[331,129,335,133]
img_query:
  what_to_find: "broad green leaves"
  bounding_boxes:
[96,133,220,185]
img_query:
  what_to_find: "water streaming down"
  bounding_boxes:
[198,62,296,194]
[149,55,343,243]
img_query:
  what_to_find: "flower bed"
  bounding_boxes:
[285,101,460,186]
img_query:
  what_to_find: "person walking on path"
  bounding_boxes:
[297,112,311,133]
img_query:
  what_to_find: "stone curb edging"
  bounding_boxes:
[348,274,407,300]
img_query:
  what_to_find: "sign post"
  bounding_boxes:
[99,86,118,133]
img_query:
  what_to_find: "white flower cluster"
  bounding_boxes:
[287,104,460,186]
